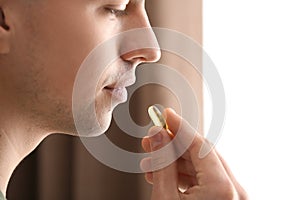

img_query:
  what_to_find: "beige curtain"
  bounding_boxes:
[7,1,202,199]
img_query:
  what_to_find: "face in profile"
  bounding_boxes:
[0,0,160,136]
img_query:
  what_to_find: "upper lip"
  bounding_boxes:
[103,61,137,90]
[104,77,136,90]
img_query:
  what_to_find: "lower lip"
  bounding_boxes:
[104,87,128,103]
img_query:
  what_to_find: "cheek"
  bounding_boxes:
[26,12,108,98]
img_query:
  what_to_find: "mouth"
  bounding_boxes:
[102,77,136,104]
[103,86,128,104]
[104,77,136,89]
[104,85,126,91]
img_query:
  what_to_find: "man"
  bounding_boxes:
[0,0,247,199]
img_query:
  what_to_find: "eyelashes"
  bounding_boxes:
[104,7,128,17]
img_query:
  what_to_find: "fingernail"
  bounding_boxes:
[140,158,151,172]
[150,132,162,149]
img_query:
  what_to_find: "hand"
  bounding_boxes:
[141,108,248,200]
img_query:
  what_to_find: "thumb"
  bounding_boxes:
[148,127,179,199]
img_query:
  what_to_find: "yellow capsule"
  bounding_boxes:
[148,105,167,129]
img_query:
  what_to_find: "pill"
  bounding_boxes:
[148,105,167,129]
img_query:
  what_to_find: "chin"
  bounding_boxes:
[72,110,113,137]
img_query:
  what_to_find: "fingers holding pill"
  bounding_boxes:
[143,107,247,199]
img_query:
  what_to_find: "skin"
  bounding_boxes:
[0,0,247,199]
[142,109,249,200]
[0,0,160,194]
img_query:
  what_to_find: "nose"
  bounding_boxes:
[120,9,161,65]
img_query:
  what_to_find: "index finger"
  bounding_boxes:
[164,109,238,193]
[164,108,222,171]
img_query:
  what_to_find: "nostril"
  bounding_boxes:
[0,8,10,30]
[121,48,161,64]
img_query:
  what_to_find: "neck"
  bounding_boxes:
[0,118,48,195]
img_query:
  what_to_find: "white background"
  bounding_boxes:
[203,0,300,199]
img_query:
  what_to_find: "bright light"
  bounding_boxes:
[204,0,300,199]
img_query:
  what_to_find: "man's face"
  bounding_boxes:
[1,0,160,135]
